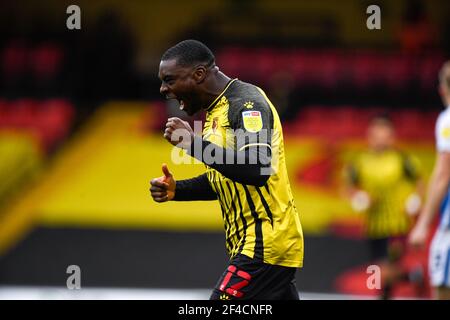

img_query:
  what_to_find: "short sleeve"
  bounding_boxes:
[436,110,450,152]
[346,162,360,186]
[402,154,421,181]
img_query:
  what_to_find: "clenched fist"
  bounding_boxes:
[164,117,194,149]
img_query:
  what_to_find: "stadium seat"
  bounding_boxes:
[384,54,413,92]
[0,98,74,152]
[1,40,28,78]
[29,42,64,81]
[216,47,445,98]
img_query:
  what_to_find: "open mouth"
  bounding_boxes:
[178,99,185,111]
[166,95,186,111]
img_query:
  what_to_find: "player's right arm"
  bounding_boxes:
[409,151,450,246]
[409,112,450,247]
[149,163,216,203]
[343,161,372,212]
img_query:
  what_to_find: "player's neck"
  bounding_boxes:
[442,93,450,108]
[202,71,232,110]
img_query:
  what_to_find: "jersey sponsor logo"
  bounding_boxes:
[242,110,263,133]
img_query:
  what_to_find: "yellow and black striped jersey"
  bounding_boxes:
[200,79,304,268]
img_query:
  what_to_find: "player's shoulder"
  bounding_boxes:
[436,107,450,151]
[226,80,271,118]
[226,80,270,109]
[436,107,450,133]
[438,107,450,124]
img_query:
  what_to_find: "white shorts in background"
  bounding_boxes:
[429,229,450,287]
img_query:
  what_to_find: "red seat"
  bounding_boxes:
[418,54,445,91]
[37,99,74,141]
[0,99,10,127]
[1,40,28,77]
[287,50,310,86]
[313,50,342,89]
[216,47,251,79]
[252,49,278,76]
[349,52,384,90]
[393,110,423,140]
[7,99,40,128]
[29,42,64,80]
[384,54,413,91]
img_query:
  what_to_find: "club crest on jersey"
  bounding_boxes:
[219,293,231,300]
[244,101,254,109]
[242,111,263,133]
[212,117,219,132]
[442,126,450,139]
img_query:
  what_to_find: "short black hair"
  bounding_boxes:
[161,39,215,67]
[370,112,394,128]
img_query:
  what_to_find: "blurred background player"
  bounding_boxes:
[409,61,450,300]
[345,114,424,299]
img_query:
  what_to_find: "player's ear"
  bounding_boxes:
[193,65,207,84]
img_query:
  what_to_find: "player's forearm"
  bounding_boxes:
[173,173,217,201]
[415,179,426,199]
[187,136,271,187]
[418,166,449,227]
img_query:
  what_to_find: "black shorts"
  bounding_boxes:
[368,238,389,262]
[368,236,407,263]
[210,254,299,300]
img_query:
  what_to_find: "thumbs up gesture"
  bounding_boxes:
[150,163,176,202]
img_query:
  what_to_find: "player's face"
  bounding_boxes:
[367,123,395,152]
[158,59,202,116]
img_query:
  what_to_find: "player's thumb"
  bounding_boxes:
[162,163,172,179]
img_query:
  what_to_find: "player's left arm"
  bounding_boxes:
[409,152,450,246]
[344,162,360,192]
[402,153,426,213]
[344,161,372,212]
[163,103,273,186]
[214,98,273,186]
[414,152,450,223]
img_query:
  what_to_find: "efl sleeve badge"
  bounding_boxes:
[242,111,263,133]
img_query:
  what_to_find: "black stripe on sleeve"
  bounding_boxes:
[173,173,217,201]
